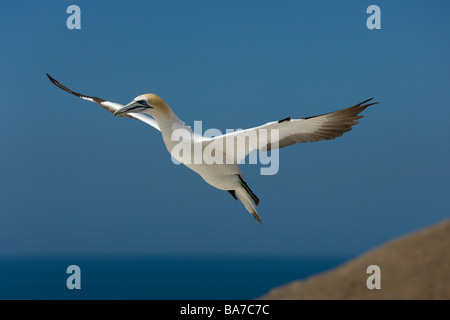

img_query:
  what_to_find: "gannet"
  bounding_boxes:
[47,74,377,225]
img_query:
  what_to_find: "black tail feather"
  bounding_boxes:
[227,190,237,201]
[237,175,260,206]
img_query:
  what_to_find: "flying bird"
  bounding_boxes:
[47,74,377,224]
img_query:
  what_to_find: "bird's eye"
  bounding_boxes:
[138,99,147,106]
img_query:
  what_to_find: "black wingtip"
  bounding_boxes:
[357,98,380,110]
[45,73,87,100]
[46,73,64,89]
[46,73,56,83]
[359,97,374,105]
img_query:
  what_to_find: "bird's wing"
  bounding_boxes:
[203,98,377,164]
[46,74,160,131]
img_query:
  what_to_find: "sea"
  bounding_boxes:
[0,255,349,300]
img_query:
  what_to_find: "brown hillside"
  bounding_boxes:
[259,220,450,299]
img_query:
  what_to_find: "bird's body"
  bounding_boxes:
[153,110,244,191]
[132,98,260,221]
[47,74,377,224]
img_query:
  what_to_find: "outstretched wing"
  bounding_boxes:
[46,74,160,131]
[203,98,377,164]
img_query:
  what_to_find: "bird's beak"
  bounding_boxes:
[114,101,147,116]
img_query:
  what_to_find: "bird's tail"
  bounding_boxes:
[236,187,263,225]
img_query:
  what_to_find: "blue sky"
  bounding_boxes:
[1,1,449,257]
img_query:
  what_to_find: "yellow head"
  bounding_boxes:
[114,93,173,118]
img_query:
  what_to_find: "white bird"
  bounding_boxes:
[47,74,377,224]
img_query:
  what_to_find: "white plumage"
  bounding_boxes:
[47,74,377,224]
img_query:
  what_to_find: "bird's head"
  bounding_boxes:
[114,93,172,118]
